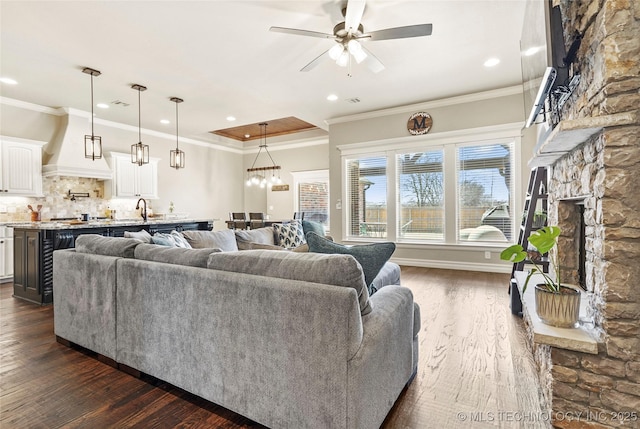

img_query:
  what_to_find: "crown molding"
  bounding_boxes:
[325,85,523,125]
[1,97,244,154]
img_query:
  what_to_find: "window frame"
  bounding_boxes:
[291,169,330,229]
[338,123,523,248]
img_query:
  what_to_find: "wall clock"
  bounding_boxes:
[407,112,433,135]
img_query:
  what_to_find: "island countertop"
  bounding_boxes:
[4,218,216,230]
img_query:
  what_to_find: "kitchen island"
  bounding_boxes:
[10,218,214,304]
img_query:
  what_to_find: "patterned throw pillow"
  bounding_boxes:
[273,221,306,249]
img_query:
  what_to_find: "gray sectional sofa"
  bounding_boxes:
[53,235,420,429]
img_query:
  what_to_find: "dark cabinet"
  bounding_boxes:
[13,230,43,304]
[12,220,213,305]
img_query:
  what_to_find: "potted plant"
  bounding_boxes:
[500,225,581,328]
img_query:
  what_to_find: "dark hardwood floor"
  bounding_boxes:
[0,267,546,428]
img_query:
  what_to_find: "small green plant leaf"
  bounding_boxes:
[528,225,561,254]
[500,245,527,263]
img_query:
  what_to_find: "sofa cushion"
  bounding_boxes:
[182,229,238,251]
[75,234,141,258]
[302,219,325,237]
[134,243,221,268]
[124,229,152,243]
[273,221,305,248]
[306,232,396,295]
[207,250,372,315]
[234,227,276,246]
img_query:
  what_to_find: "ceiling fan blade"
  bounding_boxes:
[361,46,385,73]
[270,26,335,39]
[345,0,366,33]
[300,49,331,72]
[366,23,433,41]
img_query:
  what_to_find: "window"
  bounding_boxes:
[292,170,329,228]
[340,128,519,245]
[396,150,444,240]
[345,156,387,238]
[456,143,513,242]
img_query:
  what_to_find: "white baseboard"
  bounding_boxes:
[390,257,511,274]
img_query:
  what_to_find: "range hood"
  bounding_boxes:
[42,107,112,180]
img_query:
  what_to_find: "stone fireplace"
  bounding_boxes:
[523,1,639,427]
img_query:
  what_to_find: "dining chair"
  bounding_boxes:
[293,211,305,220]
[249,212,266,229]
[229,212,248,230]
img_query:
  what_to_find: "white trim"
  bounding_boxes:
[326,86,523,125]
[391,257,511,274]
[336,122,524,155]
[243,137,329,154]
[0,96,62,115]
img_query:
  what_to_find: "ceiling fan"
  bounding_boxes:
[270,0,433,74]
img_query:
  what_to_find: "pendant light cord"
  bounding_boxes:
[138,88,141,142]
[90,74,95,137]
[175,100,179,149]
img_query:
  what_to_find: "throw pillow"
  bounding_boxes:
[306,232,396,295]
[302,219,325,237]
[207,250,372,315]
[236,237,285,251]
[234,227,276,245]
[151,232,178,247]
[273,221,305,249]
[170,230,192,248]
[182,229,238,251]
[124,229,152,243]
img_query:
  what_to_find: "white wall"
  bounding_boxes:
[243,140,329,221]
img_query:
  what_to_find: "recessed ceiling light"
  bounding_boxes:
[524,47,541,57]
[484,58,500,67]
[226,116,236,122]
[0,77,18,85]
[96,103,109,109]
[327,94,338,101]
[244,134,251,138]
[160,119,170,124]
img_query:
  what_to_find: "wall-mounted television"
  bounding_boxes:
[521,0,576,128]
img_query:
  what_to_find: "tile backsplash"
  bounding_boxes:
[0,176,149,222]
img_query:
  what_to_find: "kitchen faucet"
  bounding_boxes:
[135,198,148,222]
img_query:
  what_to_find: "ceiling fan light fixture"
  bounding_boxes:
[328,44,344,61]
[347,39,367,63]
[336,49,350,67]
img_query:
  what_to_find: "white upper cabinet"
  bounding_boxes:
[106,152,158,199]
[0,136,45,196]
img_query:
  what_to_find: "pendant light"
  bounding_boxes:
[246,123,282,188]
[131,84,149,166]
[82,67,102,160]
[169,97,185,169]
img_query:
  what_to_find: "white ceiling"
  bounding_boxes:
[0,1,527,147]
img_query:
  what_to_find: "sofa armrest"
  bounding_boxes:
[53,249,119,361]
[346,285,416,429]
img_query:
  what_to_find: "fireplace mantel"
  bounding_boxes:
[514,272,600,354]
[528,110,639,167]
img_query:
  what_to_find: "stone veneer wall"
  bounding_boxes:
[529,1,640,428]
